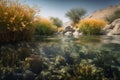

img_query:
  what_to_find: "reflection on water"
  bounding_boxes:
[0,35,120,80]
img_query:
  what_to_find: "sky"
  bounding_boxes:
[20,0,120,23]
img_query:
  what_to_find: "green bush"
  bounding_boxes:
[50,17,63,27]
[77,19,107,35]
[0,0,36,42]
[35,17,57,35]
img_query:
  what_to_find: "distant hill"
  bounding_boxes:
[85,4,120,20]
[64,4,120,27]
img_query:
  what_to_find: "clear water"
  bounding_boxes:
[1,35,120,80]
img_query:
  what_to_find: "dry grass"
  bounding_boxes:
[77,19,107,35]
[0,0,37,42]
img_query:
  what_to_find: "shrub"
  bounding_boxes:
[50,17,63,28]
[0,0,36,42]
[77,19,107,35]
[35,17,57,35]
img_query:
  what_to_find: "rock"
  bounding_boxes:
[62,26,75,35]
[102,18,120,35]
[25,55,44,74]
[111,23,120,35]
[24,70,35,80]
[103,24,113,31]
[73,30,79,38]
[64,31,73,36]
[73,30,83,38]
[111,18,120,26]
[84,4,120,20]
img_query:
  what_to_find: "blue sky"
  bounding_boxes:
[20,0,120,22]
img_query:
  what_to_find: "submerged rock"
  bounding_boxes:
[24,70,35,80]
[25,54,44,74]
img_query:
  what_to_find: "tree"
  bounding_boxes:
[50,17,63,27]
[65,8,86,27]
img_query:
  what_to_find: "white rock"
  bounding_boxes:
[64,31,73,36]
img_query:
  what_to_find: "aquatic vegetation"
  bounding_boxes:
[35,17,57,35]
[0,0,37,42]
[0,36,120,80]
[77,19,107,35]
[67,64,103,80]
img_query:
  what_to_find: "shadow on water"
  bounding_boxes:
[0,35,120,80]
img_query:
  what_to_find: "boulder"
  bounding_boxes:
[25,55,44,74]
[62,26,75,34]
[102,18,120,35]
[64,31,73,36]
[108,23,120,35]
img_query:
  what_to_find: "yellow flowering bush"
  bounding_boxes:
[0,0,36,42]
[77,19,107,35]
[35,17,57,35]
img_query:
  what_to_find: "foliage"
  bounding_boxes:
[106,10,120,23]
[35,17,57,35]
[50,17,63,27]
[65,8,86,26]
[0,0,37,42]
[66,63,103,80]
[0,43,40,80]
[77,19,107,35]
[57,27,64,32]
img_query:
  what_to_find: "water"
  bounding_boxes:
[0,35,120,80]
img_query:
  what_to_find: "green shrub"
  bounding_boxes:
[77,19,107,35]
[35,17,57,35]
[50,17,63,27]
[0,0,36,42]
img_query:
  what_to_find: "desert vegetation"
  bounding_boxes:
[0,0,120,80]
[0,0,37,42]
[65,8,86,27]
[77,19,107,35]
[35,17,57,35]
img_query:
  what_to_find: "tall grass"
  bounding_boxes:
[35,17,57,35]
[0,0,37,42]
[77,19,107,35]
